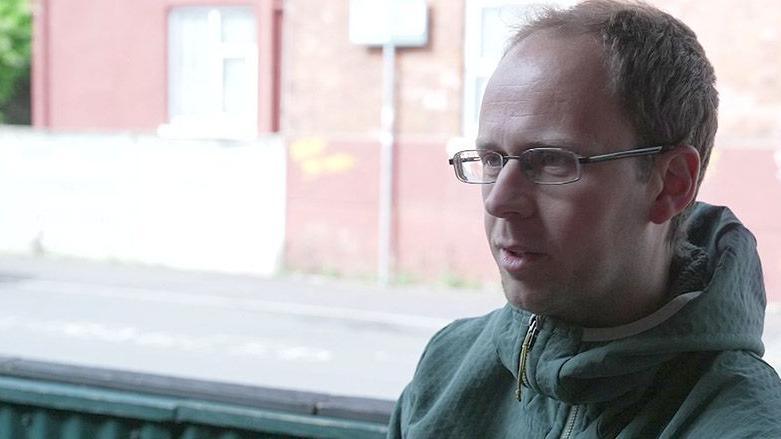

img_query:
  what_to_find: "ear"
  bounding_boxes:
[648,144,700,224]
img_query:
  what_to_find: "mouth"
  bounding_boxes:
[498,247,546,274]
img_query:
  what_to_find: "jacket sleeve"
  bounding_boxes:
[386,385,410,439]
[667,351,781,438]
[386,321,457,438]
[386,318,471,438]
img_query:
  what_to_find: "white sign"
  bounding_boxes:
[349,0,429,47]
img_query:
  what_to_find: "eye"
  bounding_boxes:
[521,148,578,183]
[538,150,573,176]
[480,151,503,168]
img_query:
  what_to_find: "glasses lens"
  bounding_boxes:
[454,150,503,183]
[480,151,503,182]
[522,148,579,184]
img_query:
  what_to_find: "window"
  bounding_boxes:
[462,0,576,139]
[162,6,258,139]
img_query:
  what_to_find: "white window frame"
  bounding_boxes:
[462,0,577,140]
[160,6,259,140]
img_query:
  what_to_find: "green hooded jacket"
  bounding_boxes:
[388,203,781,438]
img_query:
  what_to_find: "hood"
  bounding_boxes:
[491,202,766,404]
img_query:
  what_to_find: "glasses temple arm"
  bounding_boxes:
[578,145,668,164]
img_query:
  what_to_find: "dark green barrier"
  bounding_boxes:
[0,356,392,438]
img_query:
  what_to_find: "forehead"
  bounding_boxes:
[494,31,608,90]
[478,32,636,152]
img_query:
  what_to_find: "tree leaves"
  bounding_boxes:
[0,0,31,122]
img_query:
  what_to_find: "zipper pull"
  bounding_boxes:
[516,314,541,401]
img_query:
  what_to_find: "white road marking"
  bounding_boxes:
[11,279,451,330]
[0,314,333,363]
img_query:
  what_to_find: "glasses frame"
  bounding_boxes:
[448,145,674,185]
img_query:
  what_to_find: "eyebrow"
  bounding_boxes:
[475,141,497,151]
[475,139,583,152]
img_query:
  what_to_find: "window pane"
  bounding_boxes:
[480,5,528,59]
[474,76,487,123]
[168,8,215,120]
[223,58,252,116]
[221,8,256,43]
[480,7,504,58]
[167,6,257,133]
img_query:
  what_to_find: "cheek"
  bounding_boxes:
[557,189,640,259]
[538,187,614,251]
[481,184,492,202]
[483,211,496,240]
[546,210,615,283]
[482,186,495,235]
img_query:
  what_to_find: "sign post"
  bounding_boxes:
[377,41,395,286]
[349,0,428,285]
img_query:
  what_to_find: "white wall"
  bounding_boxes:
[0,127,285,276]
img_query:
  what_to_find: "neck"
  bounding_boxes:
[564,233,674,329]
[621,250,672,324]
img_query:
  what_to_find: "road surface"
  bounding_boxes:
[0,255,778,401]
[0,255,504,400]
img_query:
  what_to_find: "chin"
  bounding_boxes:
[501,276,551,315]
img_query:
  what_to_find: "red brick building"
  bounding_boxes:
[31,0,781,299]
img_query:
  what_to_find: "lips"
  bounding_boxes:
[498,246,546,274]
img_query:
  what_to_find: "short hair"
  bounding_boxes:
[507,0,718,246]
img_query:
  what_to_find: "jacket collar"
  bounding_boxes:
[492,203,766,404]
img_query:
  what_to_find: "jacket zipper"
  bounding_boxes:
[559,405,580,439]
[516,314,542,401]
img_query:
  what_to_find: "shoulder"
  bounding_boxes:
[679,350,781,437]
[707,350,781,409]
[388,307,511,437]
[704,350,781,405]
[415,307,504,373]
[403,306,509,400]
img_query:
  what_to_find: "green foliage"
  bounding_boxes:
[0,0,31,122]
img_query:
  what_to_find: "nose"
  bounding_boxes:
[483,160,536,219]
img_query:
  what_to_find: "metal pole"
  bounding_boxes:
[377,41,395,286]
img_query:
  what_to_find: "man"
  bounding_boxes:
[388,1,781,437]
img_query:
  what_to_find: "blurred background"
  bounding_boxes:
[0,0,779,402]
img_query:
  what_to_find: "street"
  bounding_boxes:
[0,255,778,401]
[0,255,504,400]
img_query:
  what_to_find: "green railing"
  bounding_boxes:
[0,356,392,438]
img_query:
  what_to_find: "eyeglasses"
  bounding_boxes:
[448,145,672,185]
